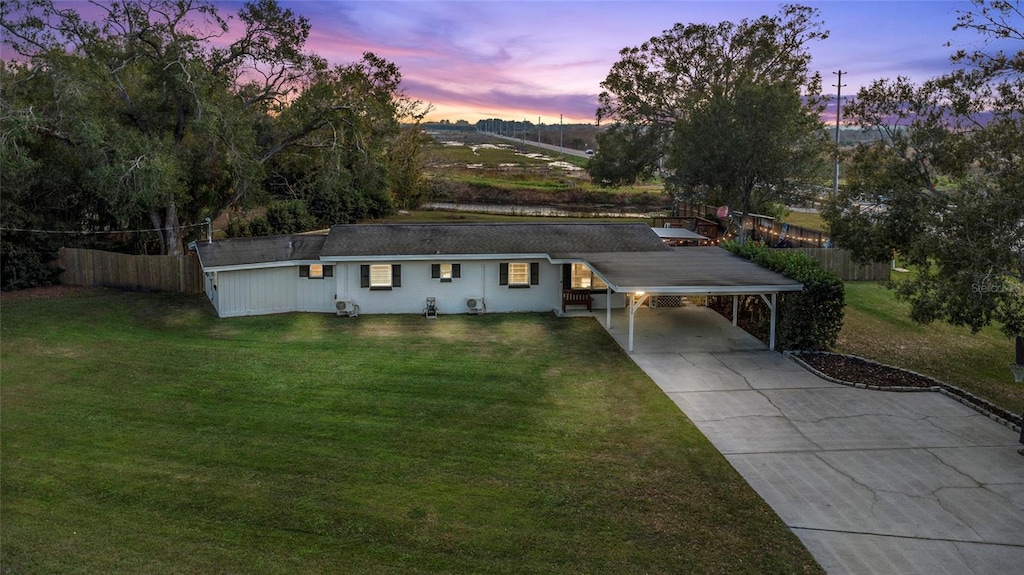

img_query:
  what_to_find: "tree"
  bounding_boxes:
[823,0,1023,348]
[596,4,830,238]
[586,123,662,186]
[0,0,423,269]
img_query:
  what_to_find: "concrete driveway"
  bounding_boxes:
[603,305,1024,575]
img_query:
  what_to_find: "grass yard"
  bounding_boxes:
[838,281,1023,415]
[780,210,826,232]
[0,289,821,574]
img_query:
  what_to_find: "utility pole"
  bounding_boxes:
[832,70,846,196]
[538,116,541,144]
[559,114,563,157]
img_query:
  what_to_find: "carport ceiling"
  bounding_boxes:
[582,247,803,294]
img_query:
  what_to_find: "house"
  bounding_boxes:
[194,222,802,350]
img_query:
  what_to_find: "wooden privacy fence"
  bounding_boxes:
[56,248,204,294]
[771,248,890,282]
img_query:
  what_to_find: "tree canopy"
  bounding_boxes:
[593,3,829,230]
[1,0,424,285]
[823,0,1023,341]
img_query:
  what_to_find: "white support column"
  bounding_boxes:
[627,292,648,353]
[732,294,739,326]
[606,286,612,329]
[628,293,636,353]
[758,293,778,351]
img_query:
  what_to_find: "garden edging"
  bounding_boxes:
[785,350,1022,434]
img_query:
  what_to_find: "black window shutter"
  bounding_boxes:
[392,264,401,287]
[452,264,461,278]
[299,265,310,278]
[499,263,509,285]
[431,264,440,279]
[530,262,540,285]
[324,265,334,278]
[360,265,370,288]
[562,264,571,287]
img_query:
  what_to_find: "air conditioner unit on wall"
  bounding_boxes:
[335,299,359,317]
[465,297,485,314]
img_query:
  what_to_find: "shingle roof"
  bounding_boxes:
[196,234,327,269]
[320,223,671,258]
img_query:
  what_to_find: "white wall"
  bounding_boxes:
[334,259,562,315]
[216,267,298,317]
[211,260,628,318]
[296,269,337,313]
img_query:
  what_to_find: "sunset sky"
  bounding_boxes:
[279,0,984,125]
[29,1,991,124]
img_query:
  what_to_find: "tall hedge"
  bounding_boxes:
[722,241,845,351]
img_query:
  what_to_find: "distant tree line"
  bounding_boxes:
[1,0,427,289]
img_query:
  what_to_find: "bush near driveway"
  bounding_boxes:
[720,241,845,351]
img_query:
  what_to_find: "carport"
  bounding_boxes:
[579,248,803,352]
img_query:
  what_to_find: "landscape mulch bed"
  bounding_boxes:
[792,351,1023,430]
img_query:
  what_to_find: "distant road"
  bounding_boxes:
[479,132,592,159]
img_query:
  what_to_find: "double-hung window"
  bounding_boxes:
[300,264,333,279]
[431,263,461,282]
[508,263,530,286]
[500,262,539,288]
[360,264,401,290]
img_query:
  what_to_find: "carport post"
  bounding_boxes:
[606,286,612,329]
[732,295,738,326]
[627,291,647,353]
[628,293,636,352]
[758,293,779,351]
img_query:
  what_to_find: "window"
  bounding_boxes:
[360,264,401,289]
[299,264,333,279]
[369,265,391,287]
[431,263,461,282]
[500,262,539,288]
[571,263,607,290]
[508,263,530,286]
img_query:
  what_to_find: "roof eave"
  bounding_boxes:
[607,284,804,295]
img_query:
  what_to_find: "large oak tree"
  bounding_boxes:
[823,0,1022,353]
[594,4,829,239]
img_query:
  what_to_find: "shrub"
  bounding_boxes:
[720,241,845,351]
[0,239,60,291]
[266,201,316,234]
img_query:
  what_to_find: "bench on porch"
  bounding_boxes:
[562,289,593,312]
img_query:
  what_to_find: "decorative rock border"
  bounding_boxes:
[785,350,1022,434]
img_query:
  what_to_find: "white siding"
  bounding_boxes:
[335,259,562,315]
[296,268,336,313]
[216,267,297,317]
[211,260,628,318]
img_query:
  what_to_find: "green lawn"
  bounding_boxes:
[0,289,821,574]
[780,211,826,232]
[838,281,1023,415]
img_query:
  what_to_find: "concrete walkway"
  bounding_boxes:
[602,305,1024,575]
